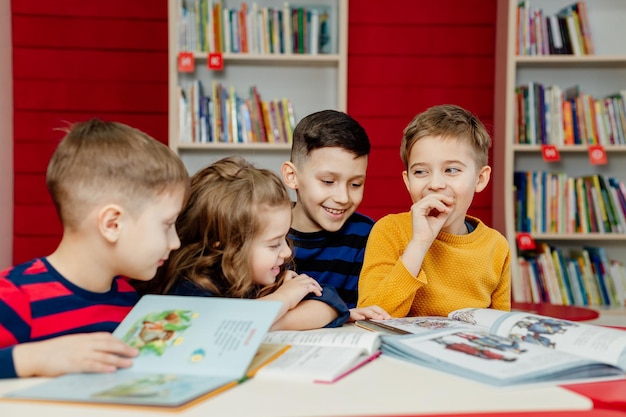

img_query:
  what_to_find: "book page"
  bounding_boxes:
[254,345,367,383]
[360,316,485,335]
[450,308,626,370]
[3,372,235,407]
[263,330,380,354]
[487,311,626,369]
[381,328,624,386]
[113,295,282,377]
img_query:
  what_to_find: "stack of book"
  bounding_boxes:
[178,81,295,144]
[516,1,593,56]
[514,83,626,146]
[177,0,335,55]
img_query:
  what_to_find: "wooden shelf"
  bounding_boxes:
[176,142,292,151]
[190,52,342,64]
[512,145,626,152]
[529,233,626,241]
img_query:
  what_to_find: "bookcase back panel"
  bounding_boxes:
[516,67,626,99]
[180,65,339,120]
[520,0,626,55]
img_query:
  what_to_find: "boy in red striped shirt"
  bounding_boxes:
[0,119,189,378]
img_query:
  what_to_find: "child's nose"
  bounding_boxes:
[170,229,182,250]
[428,172,446,190]
[280,244,292,259]
[333,185,349,203]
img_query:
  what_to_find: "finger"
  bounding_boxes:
[91,351,135,371]
[282,270,298,281]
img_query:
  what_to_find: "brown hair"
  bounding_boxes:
[147,156,293,298]
[46,119,190,229]
[400,104,491,169]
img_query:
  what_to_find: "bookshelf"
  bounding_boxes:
[493,0,626,308]
[167,0,347,174]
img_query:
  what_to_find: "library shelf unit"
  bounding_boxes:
[493,0,626,308]
[167,0,347,175]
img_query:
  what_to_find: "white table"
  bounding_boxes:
[0,350,593,416]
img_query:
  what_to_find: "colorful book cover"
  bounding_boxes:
[5,296,282,408]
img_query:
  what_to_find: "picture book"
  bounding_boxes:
[359,308,626,387]
[255,329,381,384]
[4,295,283,408]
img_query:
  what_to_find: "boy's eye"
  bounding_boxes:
[321,180,334,185]
[446,167,461,174]
[350,182,363,188]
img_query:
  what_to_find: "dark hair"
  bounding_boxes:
[290,110,370,166]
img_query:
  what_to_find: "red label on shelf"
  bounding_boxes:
[208,53,224,70]
[588,145,607,165]
[178,52,195,73]
[541,145,560,162]
[516,233,536,250]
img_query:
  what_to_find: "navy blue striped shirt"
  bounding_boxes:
[289,212,374,309]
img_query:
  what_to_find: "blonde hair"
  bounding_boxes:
[46,119,190,229]
[148,156,293,298]
[400,104,491,169]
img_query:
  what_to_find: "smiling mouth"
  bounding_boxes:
[324,207,346,215]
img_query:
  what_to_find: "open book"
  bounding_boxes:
[5,295,282,408]
[358,308,626,387]
[255,330,381,383]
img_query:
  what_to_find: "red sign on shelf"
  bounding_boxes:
[516,233,536,251]
[588,145,608,165]
[208,53,224,70]
[178,52,195,73]
[541,145,560,162]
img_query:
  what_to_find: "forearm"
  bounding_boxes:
[258,293,291,322]
[270,300,338,331]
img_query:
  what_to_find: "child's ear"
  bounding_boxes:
[402,170,410,193]
[281,161,298,190]
[98,204,124,243]
[474,166,491,193]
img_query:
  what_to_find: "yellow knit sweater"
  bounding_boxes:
[357,213,511,317]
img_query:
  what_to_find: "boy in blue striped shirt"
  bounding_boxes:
[281,110,390,320]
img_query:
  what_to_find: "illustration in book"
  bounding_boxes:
[370,307,626,387]
[5,296,282,408]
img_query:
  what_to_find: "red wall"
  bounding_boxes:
[11,0,169,264]
[11,0,498,264]
[348,0,498,223]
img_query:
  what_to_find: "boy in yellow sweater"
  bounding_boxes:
[357,104,511,317]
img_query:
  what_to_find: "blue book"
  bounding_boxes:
[6,295,282,408]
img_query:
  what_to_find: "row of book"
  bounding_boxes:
[517,244,625,307]
[178,80,295,144]
[514,172,626,235]
[177,0,335,55]
[514,83,626,146]
[516,1,594,56]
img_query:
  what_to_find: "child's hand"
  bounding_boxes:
[349,305,392,322]
[410,193,454,244]
[272,271,323,310]
[13,333,139,377]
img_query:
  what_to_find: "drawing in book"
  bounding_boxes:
[122,309,196,357]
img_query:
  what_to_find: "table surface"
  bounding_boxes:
[0,325,598,417]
